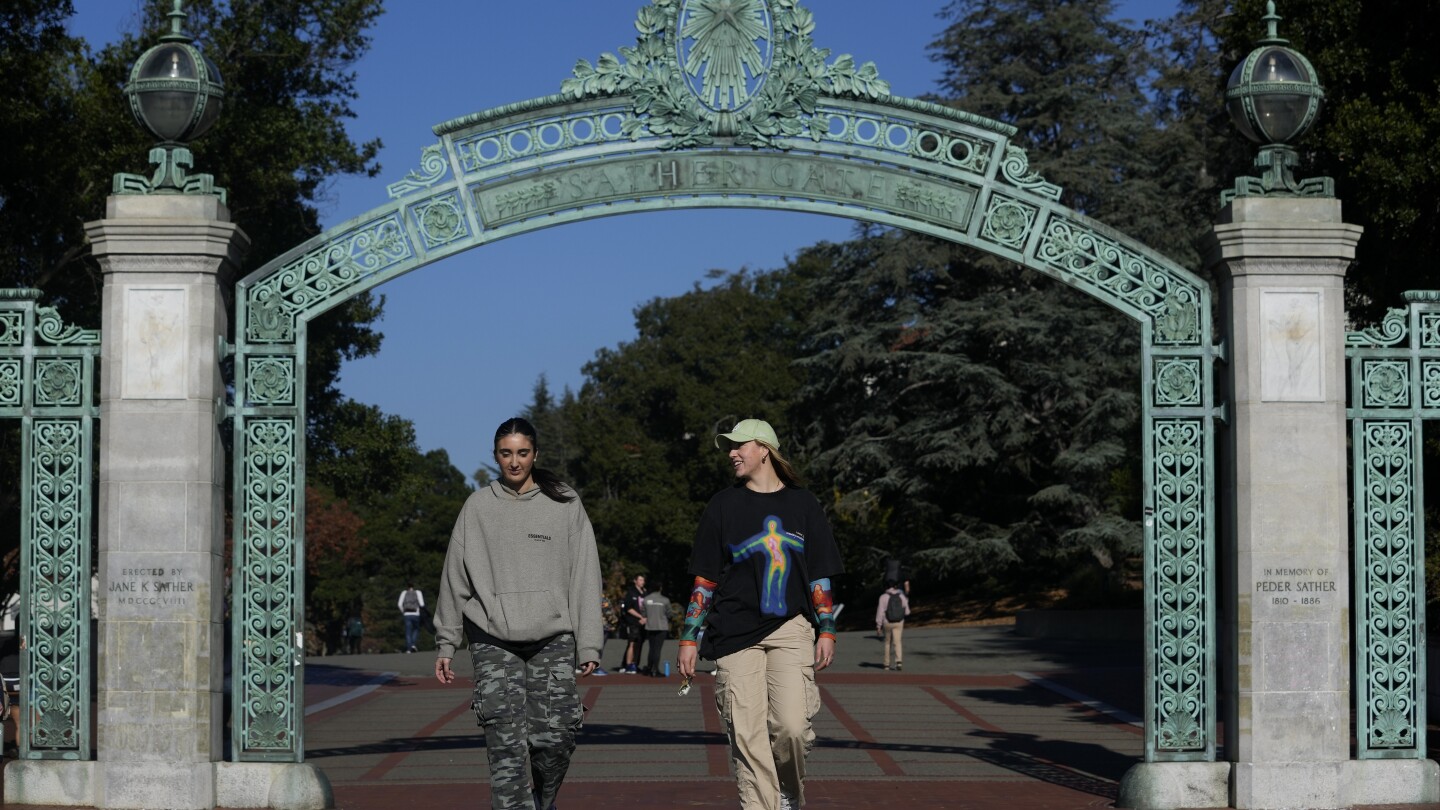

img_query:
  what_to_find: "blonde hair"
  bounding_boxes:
[758,440,804,488]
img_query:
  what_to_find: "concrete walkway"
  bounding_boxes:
[6,624,1434,808]
[304,625,1145,808]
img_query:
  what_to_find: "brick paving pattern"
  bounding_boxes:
[6,626,1438,808]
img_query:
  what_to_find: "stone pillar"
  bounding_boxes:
[4,195,331,810]
[1213,196,1435,808]
[89,193,244,809]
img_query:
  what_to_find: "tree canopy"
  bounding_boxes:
[6,0,1436,633]
[0,0,473,650]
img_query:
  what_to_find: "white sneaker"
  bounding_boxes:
[779,792,798,810]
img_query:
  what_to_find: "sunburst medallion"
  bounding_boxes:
[678,0,773,112]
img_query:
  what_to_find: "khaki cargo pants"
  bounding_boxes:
[713,613,821,810]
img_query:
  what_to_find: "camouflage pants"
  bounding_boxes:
[470,634,583,810]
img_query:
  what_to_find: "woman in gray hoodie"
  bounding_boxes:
[434,418,603,810]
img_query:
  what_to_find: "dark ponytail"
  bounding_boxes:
[494,417,575,503]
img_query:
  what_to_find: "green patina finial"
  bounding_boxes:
[161,0,191,44]
[114,0,226,201]
[1259,1,1287,45]
[1221,0,1329,201]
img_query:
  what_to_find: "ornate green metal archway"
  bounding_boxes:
[229,0,1220,762]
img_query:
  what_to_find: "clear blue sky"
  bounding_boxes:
[70,0,1180,481]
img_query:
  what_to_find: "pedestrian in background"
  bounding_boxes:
[620,573,647,673]
[398,583,425,653]
[644,582,672,677]
[677,418,843,810]
[433,418,603,810]
[344,613,364,655]
[876,581,909,671]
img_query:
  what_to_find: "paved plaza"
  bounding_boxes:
[6,623,1436,808]
[297,624,1146,809]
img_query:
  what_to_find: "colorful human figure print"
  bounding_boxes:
[728,515,804,616]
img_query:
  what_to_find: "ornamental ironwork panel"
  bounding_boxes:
[1354,420,1419,753]
[233,416,302,759]
[230,0,1221,764]
[0,289,99,761]
[1345,289,1440,759]
[1147,417,1213,759]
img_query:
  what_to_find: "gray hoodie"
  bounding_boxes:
[434,481,603,665]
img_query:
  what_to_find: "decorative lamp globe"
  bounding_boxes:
[123,1,224,147]
[1224,1,1323,148]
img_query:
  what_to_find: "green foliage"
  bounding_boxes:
[0,0,94,307]
[350,448,471,653]
[304,401,472,652]
[1140,0,1250,271]
[933,0,1151,220]
[780,0,1185,597]
[792,230,1143,592]
[0,1,480,645]
[559,270,805,592]
[522,375,580,486]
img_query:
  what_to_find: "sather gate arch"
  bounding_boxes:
[229,0,1219,764]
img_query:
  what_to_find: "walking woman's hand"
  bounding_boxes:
[435,657,455,684]
[677,644,698,679]
[814,637,836,671]
[578,661,598,677]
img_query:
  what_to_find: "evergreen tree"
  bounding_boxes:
[522,374,579,486]
[0,1,450,626]
[1139,0,1247,272]
[793,232,1142,595]
[794,0,1189,599]
[562,270,805,590]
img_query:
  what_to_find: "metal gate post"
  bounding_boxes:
[0,289,100,762]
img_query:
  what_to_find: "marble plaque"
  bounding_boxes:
[122,287,187,400]
[1260,290,1323,402]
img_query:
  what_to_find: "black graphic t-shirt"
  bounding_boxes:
[689,485,843,660]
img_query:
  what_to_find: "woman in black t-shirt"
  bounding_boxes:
[676,418,842,810]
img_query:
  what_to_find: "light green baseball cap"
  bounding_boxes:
[715,418,780,450]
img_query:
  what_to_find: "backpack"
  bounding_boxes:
[402,589,420,612]
[884,591,906,623]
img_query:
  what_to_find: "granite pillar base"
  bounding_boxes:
[215,761,334,810]
[2,759,334,809]
[1340,759,1440,807]
[1116,761,1231,809]
[2,759,97,807]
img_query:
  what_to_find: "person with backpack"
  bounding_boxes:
[875,581,910,671]
[398,583,425,653]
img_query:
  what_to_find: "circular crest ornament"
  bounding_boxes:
[37,361,81,405]
[562,0,890,149]
[677,0,774,114]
